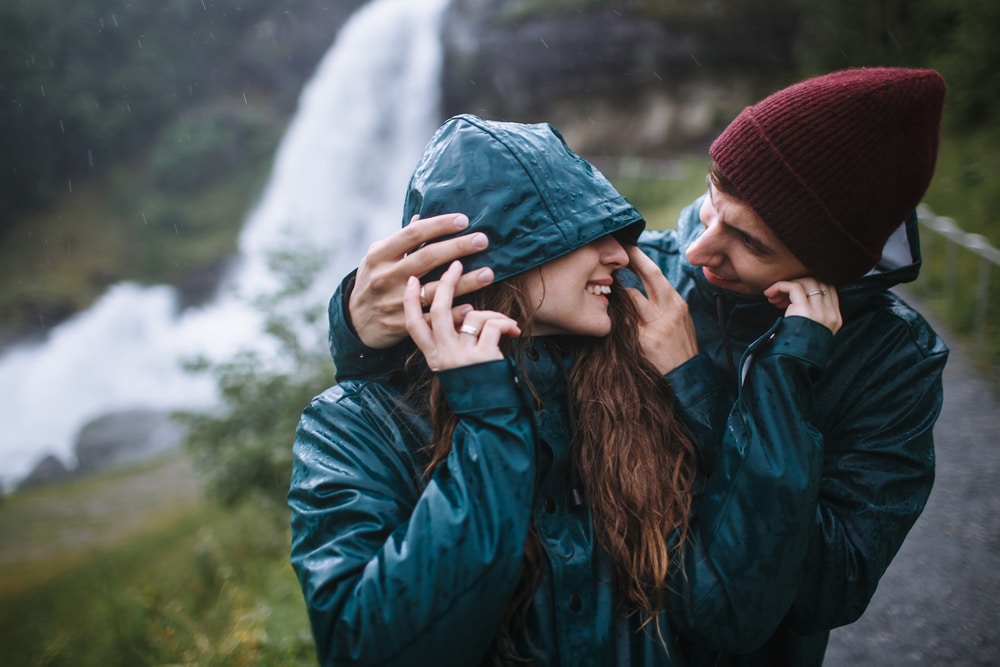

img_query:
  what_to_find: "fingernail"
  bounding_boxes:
[477,268,493,284]
[454,214,469,229]
[458,305,473,316]
[471,233,488,249]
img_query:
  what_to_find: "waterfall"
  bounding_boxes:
[0,0,450,490]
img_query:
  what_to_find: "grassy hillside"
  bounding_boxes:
[0,452,314,666]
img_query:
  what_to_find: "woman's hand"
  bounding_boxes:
[764,279,842,334]
[403,261,521,372]
[350,214,495,349]
[624,245,699,375]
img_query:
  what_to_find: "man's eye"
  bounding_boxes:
[740,233,764,253]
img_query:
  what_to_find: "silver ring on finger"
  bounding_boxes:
[419,286,429,306]
[807,289,826,297]
[460,324,479,336]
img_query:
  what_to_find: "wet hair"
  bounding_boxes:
[407,267,697,664]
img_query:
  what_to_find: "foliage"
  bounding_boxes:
[179,245,334,511]
[150,101,281,193]
[0,0,333,225]
[791,0,954,72]
[926,0,1000,129]
[0,493,314,666]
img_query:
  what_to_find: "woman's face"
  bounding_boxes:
[524,234,629,337]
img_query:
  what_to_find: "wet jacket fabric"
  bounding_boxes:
[289,115,666,666]
[643,200,947,666]
[322,186,947,665]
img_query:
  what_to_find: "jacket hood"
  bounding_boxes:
[403,115,645,283]
[676,195,923,315]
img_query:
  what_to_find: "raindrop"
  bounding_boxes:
[242,92,248,105]
[126,102,131,113]
[40,84,45,97]
[59,119,65,133]
[653,72,662,82]
[540,38,548,48]
[141,212,148,225]
[137,38,143,49]
[689,54,701,66]
[200,0,207,9]
[68,179,73,193]
[87,149,94,168]
[112,14,119,27]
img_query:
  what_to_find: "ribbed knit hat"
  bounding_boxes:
[709,67,946,284]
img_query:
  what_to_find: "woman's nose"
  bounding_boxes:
[598,236,629,268]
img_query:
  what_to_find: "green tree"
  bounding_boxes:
[180,246,334,512]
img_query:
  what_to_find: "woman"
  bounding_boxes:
[288,115,698,666]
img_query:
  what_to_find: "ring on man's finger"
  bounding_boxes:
[807,289,827,297]
[419,286,429,306]
[460,324,479,336]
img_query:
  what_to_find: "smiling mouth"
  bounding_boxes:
[703,267,739,285]
[586,284,611,295]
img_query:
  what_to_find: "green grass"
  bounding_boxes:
[607,154,711,231]
[0,454,314,667]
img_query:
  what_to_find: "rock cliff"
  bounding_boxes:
[440,0,798,156]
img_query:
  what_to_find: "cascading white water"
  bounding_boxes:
[0,0,450,490]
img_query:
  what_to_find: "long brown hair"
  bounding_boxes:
[408,268,697,662]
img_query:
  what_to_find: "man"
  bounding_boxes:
[320,68,948,665]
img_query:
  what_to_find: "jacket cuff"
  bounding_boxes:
[328,270,412,381]
[761,316,833,368]
[438,360,523,414]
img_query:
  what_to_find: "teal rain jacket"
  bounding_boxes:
[289,115,660,667]
[322,169,948,663]
[643,201,947,665]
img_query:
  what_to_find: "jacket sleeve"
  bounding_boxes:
[668,313,945,653]
[288,360,537,667]
[667,353,732,473]
[783,309,945,633]
[327,269,414,382]
[667,316,831,652]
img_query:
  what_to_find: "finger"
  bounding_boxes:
[389,215,489,279]
[461,311,522,339]
[403,276,435,350]
[418,266,495,307]
[626,245,680,302]
[477,317,522,349]
[428,260,464,334]
[368,213,470,262]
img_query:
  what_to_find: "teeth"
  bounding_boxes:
[587,284,611,295]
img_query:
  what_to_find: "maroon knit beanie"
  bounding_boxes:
[709,67,946,284]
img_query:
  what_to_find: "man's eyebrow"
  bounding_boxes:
[707,178,774,253]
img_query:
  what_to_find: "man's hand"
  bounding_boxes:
[624,245,699,375]
[349,213,495,349]
[764,279,842,334]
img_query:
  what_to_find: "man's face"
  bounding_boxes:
[686,180,809,296]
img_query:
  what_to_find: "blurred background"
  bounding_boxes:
[1,0,997,664]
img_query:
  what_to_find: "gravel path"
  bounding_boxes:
[825,295,1000,666]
